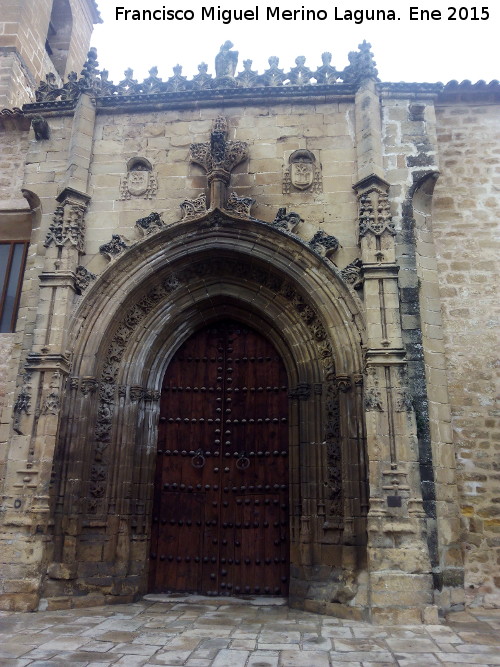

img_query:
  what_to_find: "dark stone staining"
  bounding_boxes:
[407,153,435,168]
[397,201,439,572]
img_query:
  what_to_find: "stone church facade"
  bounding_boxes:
[0,0,499,621]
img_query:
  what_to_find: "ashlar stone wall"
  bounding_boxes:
[81,104,360,275]
[433,98,500,607]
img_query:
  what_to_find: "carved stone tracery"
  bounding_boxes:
[358,188,395,238]
[44,203,87,252]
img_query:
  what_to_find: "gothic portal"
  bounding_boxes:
[1,6,499,620]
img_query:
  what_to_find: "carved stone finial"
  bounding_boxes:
[35,73,59,102]
[315,52,340,84]
[261,56,286,87]
[141,66,163,94]
[236,60,259,88]
[166,64,189,92]
[117,68,138,95]
[79,47,100,91]
[287,56,313,86]
[192,63,213,89]
[343,40,378,85]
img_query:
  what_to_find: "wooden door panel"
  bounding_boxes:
[150,320,289,596]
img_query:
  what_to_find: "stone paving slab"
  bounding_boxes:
[0,597,499,666]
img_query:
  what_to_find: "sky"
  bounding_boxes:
[91,1,498,85]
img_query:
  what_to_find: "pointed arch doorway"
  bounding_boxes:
[149,319,290,596]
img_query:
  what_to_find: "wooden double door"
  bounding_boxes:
[149,320,290,596]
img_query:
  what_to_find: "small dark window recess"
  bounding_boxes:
[0,241,29,333]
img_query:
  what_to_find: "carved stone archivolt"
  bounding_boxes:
[120,157,157,201]
[87,257,339,512]
[325,381,342,518]
[283,149,322,194]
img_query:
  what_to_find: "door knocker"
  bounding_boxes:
[236,453,250,471]
[191,449,206,469]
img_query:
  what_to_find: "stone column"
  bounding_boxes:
[353,76,436,623]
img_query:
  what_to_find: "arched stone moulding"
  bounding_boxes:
[47,212,370,616]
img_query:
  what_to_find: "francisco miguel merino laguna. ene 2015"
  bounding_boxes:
[114,6,403,24]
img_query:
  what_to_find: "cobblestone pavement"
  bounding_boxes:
[1,595,500,667]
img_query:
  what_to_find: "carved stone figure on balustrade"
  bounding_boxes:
[215,41,238,79]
